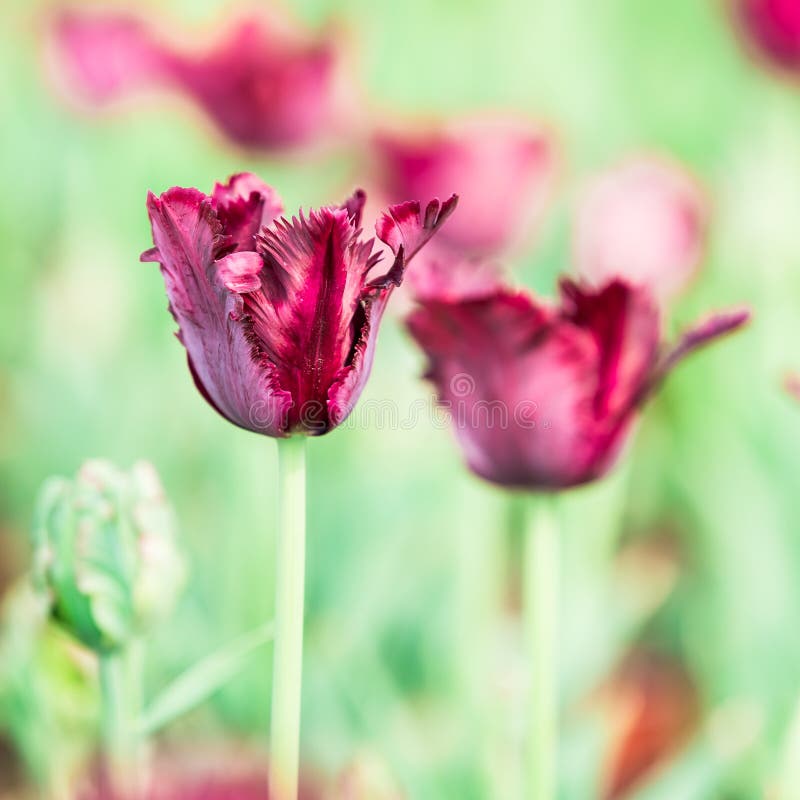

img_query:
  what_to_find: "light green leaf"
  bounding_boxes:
[138,623,274,735]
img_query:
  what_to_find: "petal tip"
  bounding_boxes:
[140,246,161,263]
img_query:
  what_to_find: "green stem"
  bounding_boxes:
[98,640,143,795]
[524,496,559,800]
[269,436,307,800]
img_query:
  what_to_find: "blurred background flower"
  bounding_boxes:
[731,0,800,74]
[1,0,799,797]
[373,117,556,259]
[573,156,707,300]
[407,279,747,489]
[50,8,342,150]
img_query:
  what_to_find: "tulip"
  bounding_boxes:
[32,460,184,796]
[731,0,800,73]
[143,173,455,800]
[574,157,707,300]
[52,10,338,149]
[142,173,456,437]
[31,460,184,653]
[407,278,749,490]
[409,277,746,798]
[374,117,555,259]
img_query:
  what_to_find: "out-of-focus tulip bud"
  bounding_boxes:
[31,460,184,653]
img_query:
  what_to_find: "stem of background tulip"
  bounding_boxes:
[269,435,307,800]
[98,638,144,795]
[524,496,559,800]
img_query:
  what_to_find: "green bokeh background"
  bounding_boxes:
[1,0,800,797]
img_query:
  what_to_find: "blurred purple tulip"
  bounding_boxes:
[732,0,800,73]
[51,10,338,149]
[142,173,456,436]
[374,117,556,259]
[574,157,707,301]
[407,279,749,489]
[81,749,313,800]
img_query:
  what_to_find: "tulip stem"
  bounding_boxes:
[98,640,144,795]
[269,435,307,800]
[524,496,559,800]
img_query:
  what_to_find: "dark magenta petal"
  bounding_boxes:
[408,289,623,488]
[341,188,367,229]
[733,0,800,72]
[211,173,283,253]
[574,157,707,300]
[215,251,263,293]
[251,207,378,431]
[560,278,660,418]
[376,195,458,261]
[142,186,292,436]
[376,118,556,257]
[648,307,752,391]
[326,287,393,428]
[408,279,748,489]
[52,10,166,104]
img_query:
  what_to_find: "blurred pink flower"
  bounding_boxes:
[407,279,748,489]
[142,173,456,436]
[51,10,338,149]
[732,0,800,73]
[784,370,800,401]
[574,157,707,300]
[374,117,556,259]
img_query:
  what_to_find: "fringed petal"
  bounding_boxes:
[376,195,458,262]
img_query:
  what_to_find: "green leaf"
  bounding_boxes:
[138,623,274,735]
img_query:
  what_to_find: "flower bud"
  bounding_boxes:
[31,460,184,653]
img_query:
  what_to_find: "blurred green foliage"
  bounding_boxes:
[2,0,800,797]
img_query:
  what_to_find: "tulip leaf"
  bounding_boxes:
[137,622,274,735]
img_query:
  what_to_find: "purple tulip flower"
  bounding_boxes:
[731,0,800,73]
[142,173,456,436]
[408,278,749,489]
[52,10,338,149]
